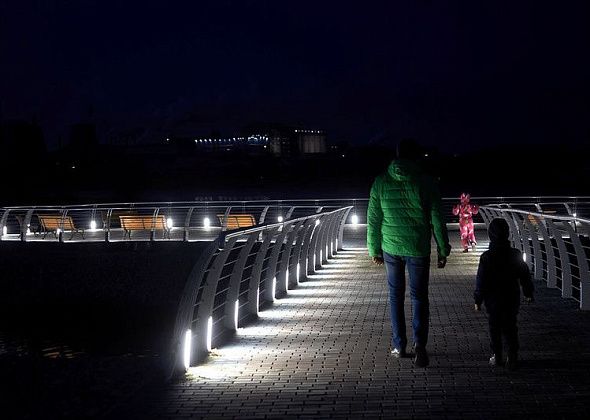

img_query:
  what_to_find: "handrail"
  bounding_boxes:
[167,206,352,379]
[479,205,590,311]
[4,197,589,242]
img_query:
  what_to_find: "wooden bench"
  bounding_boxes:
[38,214,84,239]
[217,214,256,230]
[119,215,170,239]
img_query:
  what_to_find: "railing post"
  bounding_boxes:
[184,207,195,242]
[0,209,9,241]
[308,218,322,273]
[524,216,543,280]
[169,240,219,378]
[193,237,238,361]
[546,220,573,299]
[276,221,302,296]
[514,216,533,271]
[291,219,316,285]
[535,214,557,288]
[561,221,590,310]
[247,227,278,316]
[224,233,258,330]
[263,226,289,303]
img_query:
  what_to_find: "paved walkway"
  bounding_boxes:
[117,227,590,419]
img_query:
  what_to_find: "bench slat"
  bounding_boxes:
[217,214,256,230]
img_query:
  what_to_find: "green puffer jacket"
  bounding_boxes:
[367,159,451,258]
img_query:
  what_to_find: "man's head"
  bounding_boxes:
[396,138,421,160]
[488,218,510,243]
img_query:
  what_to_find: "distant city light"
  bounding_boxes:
[351,214,359,225]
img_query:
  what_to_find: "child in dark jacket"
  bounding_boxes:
[474,218,534,370]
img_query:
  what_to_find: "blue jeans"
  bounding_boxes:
[383,252,431,351]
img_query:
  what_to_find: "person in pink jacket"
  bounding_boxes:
[453,193,479,252]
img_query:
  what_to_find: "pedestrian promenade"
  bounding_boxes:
[119,226,590,418]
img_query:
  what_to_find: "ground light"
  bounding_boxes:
[256,287,260,315]
[278,216,284,223]
[296,263,300,283]
[2,226,6,236]
[234,300,239,330]
[90,220,97,230]
[183,329,192,369]
[272,277,277,302]
[206,316,213,351]
[203,217,211,229]
[523,252,527,262]
[167,217,174,229]
[285,269,289,291]
[351,214,359,225]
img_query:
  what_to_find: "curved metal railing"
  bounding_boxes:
[167,206,351,379]
[4,197,589,242]
[479,206,590,311]
[0,202,349,242]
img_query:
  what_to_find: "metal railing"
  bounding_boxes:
[479,206,590,311]
[0,202,351,243]
[4,197,588,243]
[167,206,351,378]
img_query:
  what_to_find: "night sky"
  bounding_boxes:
[1,0,589,153]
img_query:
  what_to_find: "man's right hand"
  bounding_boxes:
[372,256,384,266]
[437,256,447,268]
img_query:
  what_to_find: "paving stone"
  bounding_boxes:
[110,226,590,418]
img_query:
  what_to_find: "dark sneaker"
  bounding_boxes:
[462,248,469,253]
[489,354,502,367]
[414,346,429,367]
[390,348,407,358]
[506,354,518,371]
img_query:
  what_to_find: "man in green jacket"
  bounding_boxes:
[367,139,451,367]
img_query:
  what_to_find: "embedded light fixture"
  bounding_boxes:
[351,214,359,225]
[522,252,527,262]
[234,300,239,330]
[315,219,320,226]
[573,212,577,218]
[167,217,174,229]
[296,263,300,283]
[285,269,289,291]
[183,329,192,369]
[278,216,284,223]
[203,217,211,229]
[272,277,277,302]
[90,220,97,230]
[206,316,213,351]
[2,226,6,236]
[256,287,260,315]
